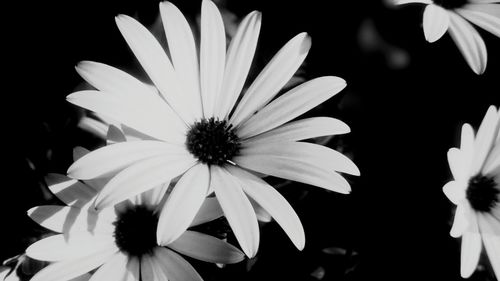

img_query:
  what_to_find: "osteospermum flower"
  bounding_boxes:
[26,151,244,281]
[395,0,500,74]
[67,0,359,257]
[443,105,500,279]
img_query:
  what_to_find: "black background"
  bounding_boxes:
[4,0,500,280]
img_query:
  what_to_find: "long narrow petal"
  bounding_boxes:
[159,2,202,118]
[478,215,500,279]
[95,154,196,209]
[154,247,203,281]
[237,77,346,139]
[27,205,115,234]
[447,148,468,181]
[460,215,482,278]
[241,142,360,176]
[448,12,487,75]
[234,154,351,193]
[229,33,312,126]
[442,181,467,204]
[78,116,109,140]
[141,183,169,209]
[190,197,224,227]
[211,166,259,258]
[45,174,96,207]
[168,230,245,264]
[30,246,117,281]
[458,4,500,38]
[26,233,115,262]
[227,166,305,250]
[157,164,210,245]
[124,257,140,281]
[423,5,450,43]
[115,15,196,123]
[450,202,471,238]
[460,123,475,175]
[200,0,226,117]
[140,255,167,281]
[472,105,498,174]
[88,252,128,281]
[217,11,262,119]
[67,90,186,143]
[68,140,185,180]
[243,117,350,145]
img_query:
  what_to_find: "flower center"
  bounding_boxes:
[186,117,241,165]
[433,0,468,9]
[113,205,158,257]
[466,174,499,213]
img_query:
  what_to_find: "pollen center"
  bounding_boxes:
[186,117,241,165]
[466,174,499,213]
[433,0,468,9]
[113,205,158,257]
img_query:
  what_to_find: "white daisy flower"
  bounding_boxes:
[443,105,500,279]
[395,0,500,74]
[66,0,359,258]
[25,149,244,281]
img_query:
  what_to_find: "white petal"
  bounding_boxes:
[237,77,346,138]
[473,105,498,174]
[168,230,245,264]
[73,147,90,162]
[423,5,450,43]
[88,252,128,281]
[26,233,115,262]
[450,202,471,237]
[78,116,109,140]
[460,123,475,172]
[115,15,196,123]
[250,197,272,222]
[67,140,184,180]
[27,205,115,234]
[442,181,467,204]
[478,215,500,280]
[106,125,127,144]
[241,142,360,176]
[227,166,305,250]
[458,4,500,38]
[242,117,350,145]
[448,12,487,75]
[45,174,96,207]
[30,246,117,281]
[67,90,186,143]
[200,0,226,118]
[159,1,202,119]
[140,254,167,281]
[75,61,156,100]
[234,154,351,193]
[190,197,224,227]
[123,257,140,281]
[218,11,261,119]
[229,33,312,126]
[211,166,260,258]
[95,154,196,209]
[447,148,467,181]
[460,218,482,278]
[141,183,169,209]
[154,247,203,281]
[157,164,210,245]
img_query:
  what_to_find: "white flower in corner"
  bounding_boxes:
[26,150,243,281]
[395,0,500,74]
[66,0,359,258]
[443,105,500,279]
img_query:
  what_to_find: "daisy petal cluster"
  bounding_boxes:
[26,148,243,281]
[443,105,500,279]
[66,0,359,258]
[395,0,500,74]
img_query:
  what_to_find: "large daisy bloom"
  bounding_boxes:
[25,149,244,281]
[443,105,500,279]
[395,0,500,74]
[67,0,359,258]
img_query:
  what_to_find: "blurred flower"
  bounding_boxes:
[395,0,500,74]
[66,0,359,258]
[443,105,500,279]
[26,149,243,281]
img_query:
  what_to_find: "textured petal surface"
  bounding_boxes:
[88,252,128,281]
[190,197,224,227]
[154,247,203,281]
[237,76,346,139]
[458,4,500,38]
[473,105,498,174]
[230,33,311,126]
[211,166,260,258]
[45,174,96,207]
[168,230,245,264]
[423,4,450,42]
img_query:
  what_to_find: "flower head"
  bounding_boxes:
[395,0,500,74]
[67,0,359,258]
[25,148,243,281]
[443,105,500,279]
